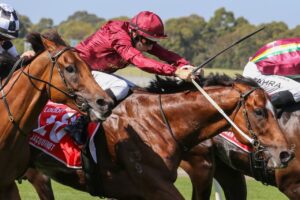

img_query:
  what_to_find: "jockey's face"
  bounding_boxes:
[132,31,155,52]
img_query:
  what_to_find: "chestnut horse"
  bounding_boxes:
[0,30,113,200]
[181,103,300,200]
[23,75,293,200]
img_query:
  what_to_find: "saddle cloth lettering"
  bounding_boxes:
[29,100,100,168]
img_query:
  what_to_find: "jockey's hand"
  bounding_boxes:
[175,65,203,81]
[20,50,35,59]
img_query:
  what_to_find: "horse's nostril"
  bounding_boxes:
[96,98,107,107]
[280,150,294,165]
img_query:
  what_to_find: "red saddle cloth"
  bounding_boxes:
[219,131,252,153]
[29,101,100,168]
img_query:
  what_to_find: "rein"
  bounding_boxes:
[158,94,190,152]
[0,47,88,136]
[238,87,264,150]
[233,87,266,160]
[21,47,89,111]
[191,79,255,144]
[192,79,266,156]
[157,84,264,154]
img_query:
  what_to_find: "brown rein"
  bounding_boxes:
[158,86,265,155]
[0,47,88,136]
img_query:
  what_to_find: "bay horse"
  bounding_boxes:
[23,75,293,200]
[0,30,113,200]
[180,103,300,200]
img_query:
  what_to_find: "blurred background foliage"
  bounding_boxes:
[15,8,299,69]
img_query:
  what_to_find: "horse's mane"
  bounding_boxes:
[27,29,67,54]
[146,73,260,94]
[234,74,260,88]
[24,29,68,64]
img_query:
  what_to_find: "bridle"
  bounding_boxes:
[0,46,89,135]
[21,46,90,112]
[232,86,266,161]
[158,85,266,156]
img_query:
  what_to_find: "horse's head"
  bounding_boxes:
[231,76,294,169]
[29,31,114,121]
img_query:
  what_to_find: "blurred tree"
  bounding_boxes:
[30,18,54,33]
[12,38,25,54]
[9,8,300,70]
[59,11,106,28]
[163,14,206,63]
[18,14,32,38]
[58,20,96,43]
[108,16,129,21]
[207,8,236,36]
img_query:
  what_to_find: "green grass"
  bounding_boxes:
[174,176,288,200]
[18,176,287,200]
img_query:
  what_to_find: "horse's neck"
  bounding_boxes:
[102,88,240,165]
[1,53,51,133]
[169,88,240,142]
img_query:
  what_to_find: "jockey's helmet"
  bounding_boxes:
[0,3,19,40]
[130,11,167,40]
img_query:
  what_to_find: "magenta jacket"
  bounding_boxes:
[76,20,189,76]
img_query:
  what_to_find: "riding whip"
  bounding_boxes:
[192,26,265,73]
[191,27,265,145]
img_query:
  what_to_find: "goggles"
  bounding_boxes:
[136,35,157,46]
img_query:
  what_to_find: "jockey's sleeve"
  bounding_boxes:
[148,43,190,67]
[113,39,179,76]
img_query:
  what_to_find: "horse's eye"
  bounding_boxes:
[254,108,266,117]
[65,65,75,73]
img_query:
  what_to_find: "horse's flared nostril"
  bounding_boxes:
[280,150,295,165]
[96,98,106,107]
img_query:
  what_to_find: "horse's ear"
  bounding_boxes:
[41,36,58,53]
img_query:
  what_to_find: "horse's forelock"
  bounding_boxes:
[26,30,68,55]
[41,29,67,46]
[26,32,45,54]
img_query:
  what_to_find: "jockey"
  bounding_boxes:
[0,3,20,58]
[66,11,199,144]
[0,3,35,76]
[76,10,195,102]
[243,38,300,108]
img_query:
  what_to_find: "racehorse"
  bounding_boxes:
[22,75,294,200]
[180,102,300,200]
[0,30,114,200]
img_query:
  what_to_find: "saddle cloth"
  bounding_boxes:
[29,100,100,168]
[219,131,252,153]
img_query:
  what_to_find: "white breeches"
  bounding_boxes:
[92,71,135,101]
[243,62,300,102]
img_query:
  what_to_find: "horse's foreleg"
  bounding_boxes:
[180,143,215,200]
[214,157,246,200]
[24,168,54,200]
[0,182,21,200]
